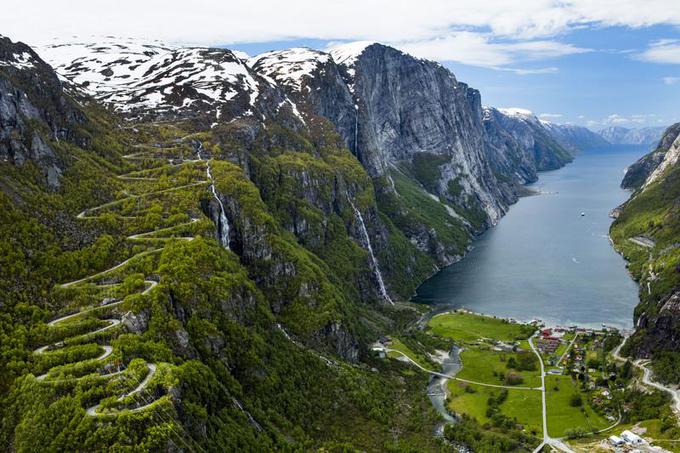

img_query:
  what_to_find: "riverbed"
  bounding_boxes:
[413,145,648,329]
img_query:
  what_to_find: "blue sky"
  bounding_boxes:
[3,0,680,130]
[230,24,680,130]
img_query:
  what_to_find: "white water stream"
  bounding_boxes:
[196,142,230,249]
[347,195,393,304]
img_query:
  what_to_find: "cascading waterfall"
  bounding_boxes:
[347,194,394,304]
[195,142,230,249]
[354,104,358,155]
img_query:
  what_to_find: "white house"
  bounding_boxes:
[621,430,644,445]
[608,435,624,446]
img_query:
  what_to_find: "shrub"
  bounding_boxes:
[569,394,583,407]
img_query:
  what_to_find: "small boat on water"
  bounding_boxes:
[580,212,585,216]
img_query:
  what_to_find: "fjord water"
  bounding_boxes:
[413,145,648,329]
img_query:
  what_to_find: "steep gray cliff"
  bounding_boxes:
[331,44,513,225]
[0,36,86,188]
[621,123,680,189]
[482,107,573,184]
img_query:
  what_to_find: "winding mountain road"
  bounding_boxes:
[32,140,213,417]
[612,336,680,417]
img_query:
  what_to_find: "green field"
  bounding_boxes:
[457,348,542,388]
[428,311,534,342]
[503,389,543,435]
[545,375,610,437]
[386,338,432,369]
[447,381,492,423]
[447,381,543,435]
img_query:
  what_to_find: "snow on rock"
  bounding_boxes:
[0,50,36,70]
[327,41,375,68]
[498,107,535,119]
[249,47,329,92]
[38,37,264,119]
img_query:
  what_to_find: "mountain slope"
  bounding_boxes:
[540,121,609,153]
[483,107,573,184]
[0,36,450,451]
[611,123,680,380]
[1,35,590,451]
[38,38,303,124]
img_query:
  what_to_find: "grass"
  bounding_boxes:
[428,311,534,342]
[386,338,432,369]
[503,389,543,436]
[447,381,492,423]
[545,375,610,438]
[446,381,543,436]
[457,348,541,388]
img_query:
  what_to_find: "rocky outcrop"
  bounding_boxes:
[0,36,86,188]
[621,123,680,189]
[632,288,680,358]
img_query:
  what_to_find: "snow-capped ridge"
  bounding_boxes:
[327,41,376,67]
[498,107,535,119]
[250,47,330,92]
[37,37,266,119]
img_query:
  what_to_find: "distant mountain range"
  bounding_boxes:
[598,125,667,146]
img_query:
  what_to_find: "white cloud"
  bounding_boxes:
[2,1,680,71]
[663,76,680,84]
[601,113,656,125]
[539,113,563,119]
[638,39,680,64]
[395,32,587,68]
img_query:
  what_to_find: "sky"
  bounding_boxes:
[2,0,680,129]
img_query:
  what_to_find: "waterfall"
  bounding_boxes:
[354,104,358,155]
[347,195,394,305]
[195,142,230,249]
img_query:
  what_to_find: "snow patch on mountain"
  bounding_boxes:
[250,48,329,92]
[327,41,374,67]
[38,37,264,118]
[498,107,535,119]
[0,51,36,70]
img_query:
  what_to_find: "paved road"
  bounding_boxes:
[611,336,680,417]
[629,236,656,248]
[529,335,576,453]
[33,149,207,420]
[384,348,541,390]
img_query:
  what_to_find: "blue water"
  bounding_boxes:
[413,145,648,329]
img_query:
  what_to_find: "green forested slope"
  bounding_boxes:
[611,124,680,383]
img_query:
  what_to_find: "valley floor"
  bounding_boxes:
[378,310,680,452]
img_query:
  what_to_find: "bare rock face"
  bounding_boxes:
[314,320,359,363]
[632,288,680,358]
[122,309,150,334]
[621,123,680,189]
[0,36,85,189]
[483,107,573,180]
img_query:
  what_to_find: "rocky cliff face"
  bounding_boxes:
[0,36,86,188]
[621,123,680,189]
[599,125,666,146]
[482,107,573,184]
[330,43,513,225]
